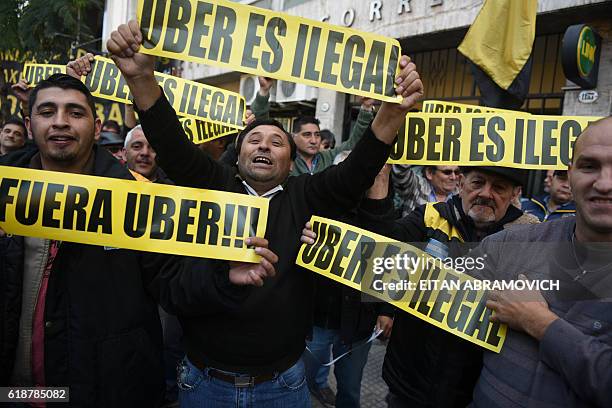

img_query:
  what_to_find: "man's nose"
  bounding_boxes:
[52,111,69,128]
[478,183,493,198]
[593,167,612,195]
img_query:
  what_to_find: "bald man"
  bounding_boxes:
[468,117,612,407]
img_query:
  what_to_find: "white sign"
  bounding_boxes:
[578,90,599,104]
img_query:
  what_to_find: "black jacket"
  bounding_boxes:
[363,195,525,408]
[312,199,396,344]
[137,93,390,375]
[0,147,248,407]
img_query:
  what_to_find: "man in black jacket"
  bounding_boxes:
[371,166,536,408]
[101,19,423,408]
[0,74,277,407]
[303,166,536,407]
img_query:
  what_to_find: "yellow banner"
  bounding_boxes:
[296,216,506,352]
[422,100,519,114]
[137,0,402,103]
[22,57,246,129]
[180,117,238,145]
[389,112,601,169]
[22,63,66,83]
[0,166,268,263]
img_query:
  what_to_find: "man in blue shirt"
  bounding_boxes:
[523,170,576,221]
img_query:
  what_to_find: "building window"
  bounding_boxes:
[407,33,565,114]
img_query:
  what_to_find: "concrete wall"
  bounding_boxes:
[284,0,609,39]
[102,0,611,132]
[101,0,139,51]
[562,18,612,117]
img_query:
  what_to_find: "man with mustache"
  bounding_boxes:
[303,166,537,407]
[380,167,538,408]
[122,125,164,182]
[522,170,576,221]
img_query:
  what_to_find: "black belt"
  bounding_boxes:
[207,369,276,387]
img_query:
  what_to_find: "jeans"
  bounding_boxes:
[303,326,372,408]
[159,306,184,403]
[177,357,310,408]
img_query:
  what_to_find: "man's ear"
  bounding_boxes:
[424,167,434,181]
[458,176,466,194]
[511,186,521,202]
[93,118,102,142]
[25,116,33,140]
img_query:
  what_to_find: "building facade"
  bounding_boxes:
[102,0,612,191]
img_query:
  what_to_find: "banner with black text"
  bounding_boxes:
[137,0,402,102]
[0,166,268,262]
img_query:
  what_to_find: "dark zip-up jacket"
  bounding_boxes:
[137,92,391,375]
[0,147,249,407]
[522,194,576,222]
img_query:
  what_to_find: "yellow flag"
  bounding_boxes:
[458,0,538,90]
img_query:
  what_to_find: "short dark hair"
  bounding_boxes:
[320,129,336,148]
[292,116,320,134]
[2,116,26,134]
[102,120,120,134]
[28,73,96,118]
[236,119,297,160]
[422,165,436,176]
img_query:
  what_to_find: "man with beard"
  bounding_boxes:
[382,167,539,408]
[98,19,423,407]
[303,166,538,407]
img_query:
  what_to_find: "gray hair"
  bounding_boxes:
[124,124,144,148]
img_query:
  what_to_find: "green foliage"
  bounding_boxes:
[18,0,103,61]
[0,0,23,51]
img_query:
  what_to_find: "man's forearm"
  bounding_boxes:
[251,93,270,120]
[125,74,161,112]
[539,318,612,407]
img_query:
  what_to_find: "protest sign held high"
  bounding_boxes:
[137,0,402,102]
[390,112,601,169]
[22,63,66,84]
[422,100,519,114]
[0,166,268,263]
[22,57,246,129]
[297,216,506,352]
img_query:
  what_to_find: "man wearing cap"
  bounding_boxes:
[98,129,125,163]
[522,170,576,221]
[343,166,538,407]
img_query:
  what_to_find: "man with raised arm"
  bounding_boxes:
[91,20,423,407]
[0,73,277,407]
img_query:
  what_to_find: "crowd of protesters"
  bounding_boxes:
[0,17,609,408]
